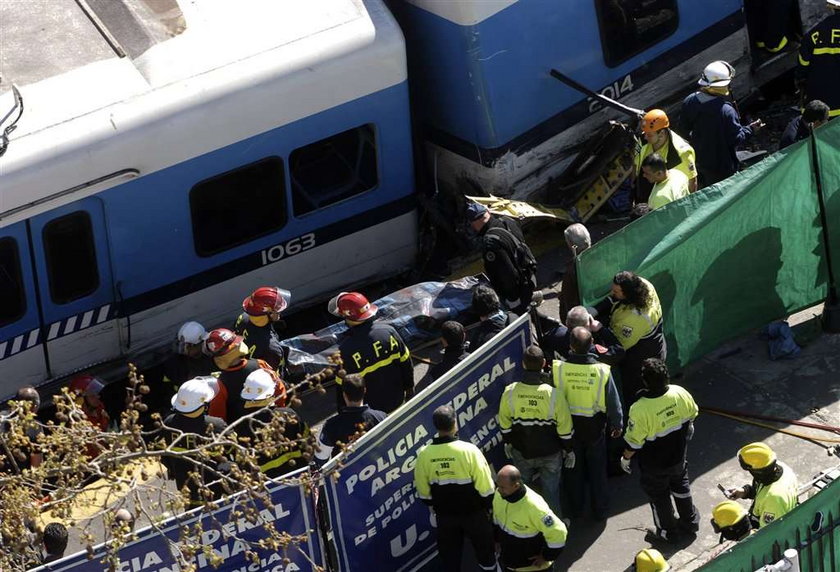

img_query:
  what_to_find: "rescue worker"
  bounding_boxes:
[0,387,44,473]
[234,286,291,375]
[593,271,665,407]
[640,153,690,211]
[314,374,386,463]
[798,0,840,119]
[745,0,800,55]
[469,284,517,351]
[557,223,590,321]
[425,320,470,383]
[711,500,752,543]
[542,305,625,366]
[725,442,798,528]
[632,548,670,572]
[467,202,537,315]
[499,345,574,518]
[621,359,700,544]
[779,100,830,149]
[68,374,110,432]
[204,328,286,422]
[493,464,567,572]
[680,60,763,187]
[237,369,310,478]
[553,328,623,520]
[634,109,698,206]
[161,377,228,504]
[145,321,214,420]
[330,291,414,413]
[414,405,496,572]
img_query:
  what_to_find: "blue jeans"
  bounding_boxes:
[564,434,609,518]
[509,448,563,518]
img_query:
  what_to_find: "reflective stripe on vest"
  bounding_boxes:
[552,360,609,418]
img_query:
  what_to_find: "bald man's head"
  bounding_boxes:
[15,386,40,411]
[497,465,523,497]
[570,327,593,355]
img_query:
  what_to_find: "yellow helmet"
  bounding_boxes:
[738,442,776,470]
[642,109,670,134]
[712,501,748,529]
[635,548,670,572]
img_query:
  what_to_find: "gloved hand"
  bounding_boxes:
[504,443,514,459]
[563,450,576,469]
[620,456,632,474]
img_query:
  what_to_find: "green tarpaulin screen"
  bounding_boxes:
[578,119,840,367]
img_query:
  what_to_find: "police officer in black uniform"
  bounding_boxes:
[467,202,537,315]
[314,374,387,463]
[329,291,414,413]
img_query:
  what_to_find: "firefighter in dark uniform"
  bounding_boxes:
[236,368,310,479]
[467,202,536,315]
[593,271,665,408]
[498,345,574,518]
[798,0,840,119]
[493,464,568,572]
[161,377,228,505]
[414,405,496,572]
[621,359,700,544]
[233,286,291,376]
[680,61,763,188]
[330,291,414,413]
[204,328,286,423]
[553,327,623,520]
[143,321,214,424]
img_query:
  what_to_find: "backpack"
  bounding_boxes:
[485,222,537,282]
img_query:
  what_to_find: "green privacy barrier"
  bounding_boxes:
[696,477,840,572]
[577,119,840,367]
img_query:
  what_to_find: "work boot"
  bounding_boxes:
[645,527,681,545]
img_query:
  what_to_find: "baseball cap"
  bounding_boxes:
[466,202,488,222]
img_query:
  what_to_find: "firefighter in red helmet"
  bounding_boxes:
[68,374,109,432]
[204,328,286,422]
[234,286,291,377]
[329,291,414,413]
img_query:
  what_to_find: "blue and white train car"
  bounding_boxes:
[389,0,825,199]
[0,0,416,396]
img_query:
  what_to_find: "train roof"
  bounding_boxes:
[0,0,406,225]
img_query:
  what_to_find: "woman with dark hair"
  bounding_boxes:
[594,271,666,408]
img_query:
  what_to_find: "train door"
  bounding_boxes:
[27,198,120,379]
[0,222,48,396]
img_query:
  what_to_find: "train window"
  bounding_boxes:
[190,157,287,256]
[595,0,679,67]
[43,212,100,304]
[0,238,25,326]
[290,124,378,216]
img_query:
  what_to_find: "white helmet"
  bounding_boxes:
[829,0,840,8]
[176,321,208,354]
[698,60,735,87]
[171,376,219,413]
[240,369,276,402]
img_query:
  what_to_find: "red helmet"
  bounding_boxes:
[328,291,378,321]
[69,374,105,396]
[204,328,242,356]
[243,286,291,316]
